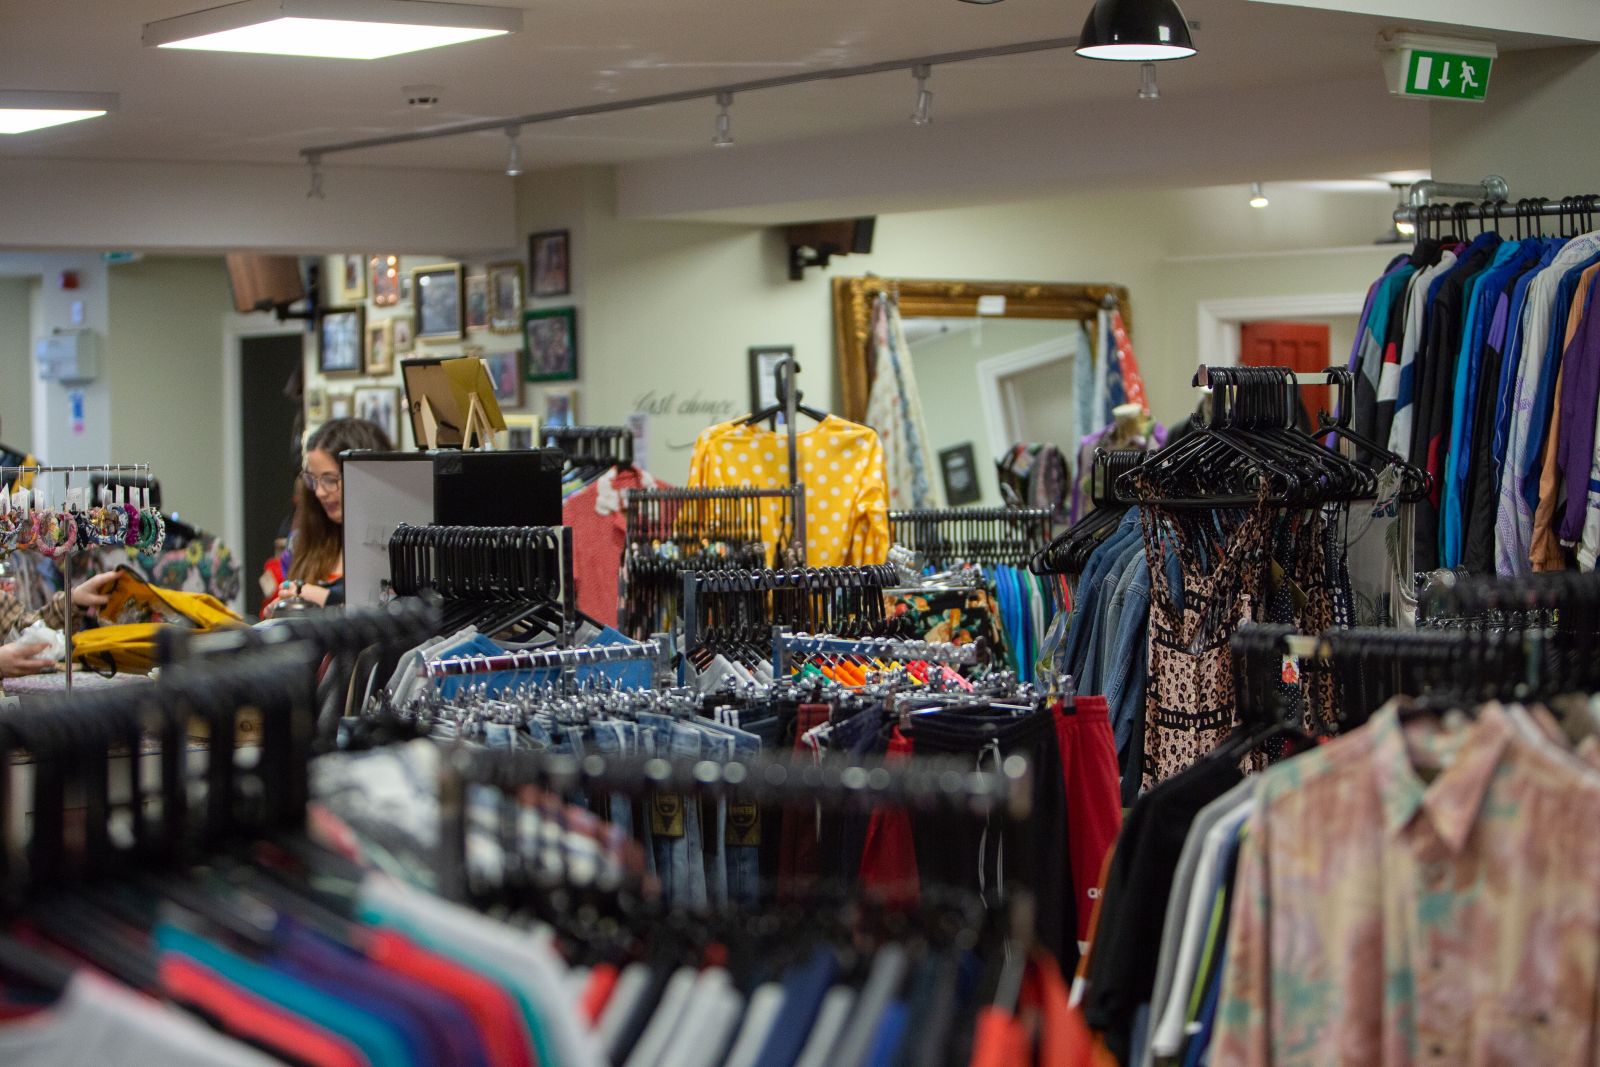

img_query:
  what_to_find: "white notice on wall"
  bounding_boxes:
[976,295,1007,316]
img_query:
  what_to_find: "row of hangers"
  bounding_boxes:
[1029,448,1146,577]
[888,506,1052,569]
[684,564,900,671]
[1413,195,1600,243]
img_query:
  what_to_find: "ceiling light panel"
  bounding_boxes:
[143,0,521,60]
[0,90,117,134]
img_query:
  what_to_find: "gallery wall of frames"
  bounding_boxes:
[303,231,578,450]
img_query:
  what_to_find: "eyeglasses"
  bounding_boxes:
[301,471,342,493]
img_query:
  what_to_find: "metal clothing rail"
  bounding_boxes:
[680,564,899,660]
[773,627,981,678]
[420,633,676,689]
[0,462,154,695]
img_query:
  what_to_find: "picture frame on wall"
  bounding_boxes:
[748,345,794,412]
[339,254,366,302]
[542,388,577,429]
[529,229,570,297]
[465,273,489,331]
[501,412,540,451]
[523,307,578,382]
[482,351,524,408]
[365,318,394,376]
[939,443,982,506]
[328,393,353,420]
[353,385,402,445]
[305,386,328,423]
[413,263,464,342]
[318,305,364,377]
[369,254,402,307]
[392,316,414,354]
[487,260,524,333]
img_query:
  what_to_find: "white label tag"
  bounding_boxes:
[976,295,1007,316]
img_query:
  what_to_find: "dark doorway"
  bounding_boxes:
[239,333,304,617]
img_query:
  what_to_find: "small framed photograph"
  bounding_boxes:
[305,386,328,423]
[328,393,354,420]
[399,270,413,304]
[353,385,401,445]
[501,412,540,451]
[465,273,489,331]
[318,305,364,376]
[365,318,394,376]
[413,263,464,343]
[748,345,794,411]
[529,229,570,297]
[392,316,414,354]
[487,260,524,333]
[523,307,578,382]
[939,443,981,506]
[542,387,577,430]
[338,254,366,302]
[482,351,524,407]
[369,254,402,306]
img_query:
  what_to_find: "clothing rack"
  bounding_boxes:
[388,522,575,637]
[417,632,676,688]
[624,484,805,557]
[1029,448,1145,576]
[888,506,1052,569]
[681,563,899,658]
[436,744,1034,903]
[542,425,633,467]
[0,462,153,695]
[773,626,982,678]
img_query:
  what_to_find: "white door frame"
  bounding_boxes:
[1196,292,1368,370]
[221,312,306,612]
[976,334,1077,459]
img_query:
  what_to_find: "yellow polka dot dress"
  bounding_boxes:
[687,415,891,565]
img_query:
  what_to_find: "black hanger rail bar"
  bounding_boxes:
[162,601,442,665]
[1421,568,1600,621]
[681,564,900,655]
[888,507,1052,523]
[628,486,805,502]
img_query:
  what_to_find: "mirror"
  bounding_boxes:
[832,277,1131,508]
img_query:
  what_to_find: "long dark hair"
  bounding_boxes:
[288,417,392,583]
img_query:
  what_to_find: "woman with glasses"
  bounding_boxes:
[260,418,392,617]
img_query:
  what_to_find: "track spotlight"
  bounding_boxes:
[1249,181,1269,209]
[911,64,933,126]
[505,125,523,177]
[713,91,734,147]
[306,154,325,200]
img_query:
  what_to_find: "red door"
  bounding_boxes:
[1238,321,1331,427]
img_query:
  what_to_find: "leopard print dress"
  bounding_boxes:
[1136,488,1274,792]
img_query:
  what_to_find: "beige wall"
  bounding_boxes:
[513,167,1402,483]
[105,256,231,534]
[0,279,31,452]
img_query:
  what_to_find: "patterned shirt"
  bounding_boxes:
[1215,701,1600,1066]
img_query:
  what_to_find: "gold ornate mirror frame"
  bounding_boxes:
[831,276,1131,422]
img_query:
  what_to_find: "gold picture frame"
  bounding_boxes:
[413,262,465,343]
[365,318,395,376]
[487,260,525,333]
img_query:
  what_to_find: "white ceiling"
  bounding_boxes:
[0,0,1582,175]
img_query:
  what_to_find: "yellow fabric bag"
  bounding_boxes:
[72,567,243,676]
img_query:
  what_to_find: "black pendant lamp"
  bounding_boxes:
[1075,0,1196,61]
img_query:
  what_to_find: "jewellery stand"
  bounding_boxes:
[0,463,153,694]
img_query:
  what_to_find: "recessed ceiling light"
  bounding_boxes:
[143,0,521,60]
[0,90,117,134]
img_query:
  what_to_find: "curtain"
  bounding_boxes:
[864,293,941,510]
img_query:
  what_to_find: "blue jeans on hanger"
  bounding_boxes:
[639,713,708,910]
[588,719,637,840]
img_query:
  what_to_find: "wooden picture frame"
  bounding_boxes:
[748,345,793,412]
[523,306,578,382]
[328,393,353,420]
[465,272,489,331]
[369,253,402,306]
[413,263,464,343]
[939,443,982,506]
[529,229,570,297]
[305,386,328,423]
[353,385,401,445]
[318,305,365,377]
[482,351,524,408]
[487,260,524,333]
[338,254,366,302]
[392,316,414,355]
[501,412,540,451]
[830,276,1132,422]
[365,318,394,376]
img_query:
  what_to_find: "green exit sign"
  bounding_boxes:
[1402,49,1492,101]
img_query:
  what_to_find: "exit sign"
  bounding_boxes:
[1380,33,1497,104]
[1404,50,1492,101]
